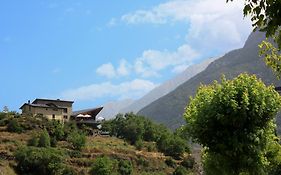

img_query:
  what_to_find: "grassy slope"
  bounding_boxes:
[0,125,182,175]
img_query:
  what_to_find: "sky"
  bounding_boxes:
[0,0,252,111]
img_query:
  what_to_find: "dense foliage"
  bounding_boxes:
[15,146,65,175]
[90,156,117,175]
[103,113,189,159]
[184,73,281,174]
[67,130,86,151]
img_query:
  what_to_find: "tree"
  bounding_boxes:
[184,73,281,174]
[90,156,117,175]
[15,146,65,175]
[38,129,51,147]
[67,131,86,151]
[228,0,281,77]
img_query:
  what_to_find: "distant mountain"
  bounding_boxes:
[138,32,281,129]
[96,99,134,120]
[120,58,216,114]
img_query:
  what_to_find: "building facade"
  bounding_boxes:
[20,98,74,122]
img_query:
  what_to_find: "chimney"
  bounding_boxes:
[28,100,30,104]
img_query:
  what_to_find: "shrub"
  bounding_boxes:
[7,119,23,133]
[27,135,39,147]
[38,129,51,147]
[118,159,133,175]
[165,157,176,168]
[135,139,143,150]
[181,156,195,170]
[15,146,65,175]
[173,166,188,175]
[157,134,188,159]
[67,131,86,151]
[90,156,116,175]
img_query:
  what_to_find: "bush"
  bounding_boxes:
[67,131,86,151]
[165,157,176,168]
[90,156,116,175]
[27,135,39,147]
[181,156,195,170]
[157,134,188,159]
[15,146,65,175]
[7,119,23,133]
[118,159,133,175]
[38,129,51,147]
[135,139,143,150]
[173,166,188,175]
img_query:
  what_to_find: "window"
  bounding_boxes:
[63,108,67,113]
[63,115,68,119]
[52,114,55,119]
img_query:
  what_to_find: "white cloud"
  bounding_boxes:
[121,0,252,51]
[134,44,199,77]
[117,59,130,76]
[96,44,199,79]
[96,63,116,78]
[61,79,158,101]
[96,60,131,78]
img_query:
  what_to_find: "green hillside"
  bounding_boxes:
[0,112,197,175]
[138,32,281,129]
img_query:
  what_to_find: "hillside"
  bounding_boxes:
[138,31,281,129]
[0,112,198,175]
[120,58,216,114]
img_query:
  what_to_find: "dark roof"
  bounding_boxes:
[72,107,103,117]
[33,98,74,104]
[20,103,67,109]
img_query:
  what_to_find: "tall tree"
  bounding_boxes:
[184,74,281,174]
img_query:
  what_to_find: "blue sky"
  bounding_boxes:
[0,0,252,111]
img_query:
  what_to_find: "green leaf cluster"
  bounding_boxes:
[184,73,281,174]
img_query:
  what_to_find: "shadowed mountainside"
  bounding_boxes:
[138,32,281,129]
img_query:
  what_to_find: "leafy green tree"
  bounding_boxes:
[15,146,65,175]
[38,129,51,147]
[118,159,133,175]
[7,119,23,133]
[228,0,281,77]
[184,73,281,174]
[173,166,188,175]
[67,131,86,151]
[90,156,117,175]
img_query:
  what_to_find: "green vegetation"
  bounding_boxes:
[184,73,281,174]
[0,111,195,174]
[7,119,23,133]
[103,113,190,159]
[90,156,117,175]
[15,146,65,175]
[67,131,86,151]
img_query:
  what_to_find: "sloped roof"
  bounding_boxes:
[72,107,103,117]
[33,98,74,104]
[19,103,67,109]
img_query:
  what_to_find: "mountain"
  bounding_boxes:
[95,99,134,119]
[138,32,281,129]
[120,58,216,114]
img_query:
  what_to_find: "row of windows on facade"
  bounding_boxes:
[28,106,68,113]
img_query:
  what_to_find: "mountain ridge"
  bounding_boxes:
[138,31,281,129]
